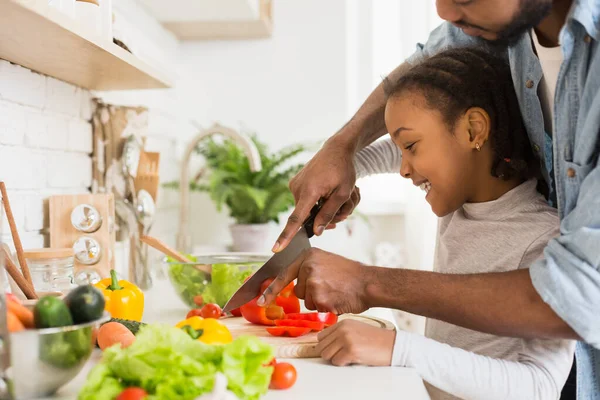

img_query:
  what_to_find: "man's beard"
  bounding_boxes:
[493,0,553,46]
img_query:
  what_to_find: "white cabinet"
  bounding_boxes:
[138,0,273,40]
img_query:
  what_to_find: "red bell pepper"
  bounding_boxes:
[260,279,300,314]
[240,297,286,325]
[275,319,325,332]
[240,279,301,325]
[266,326,312,337]
[285,312,338,326]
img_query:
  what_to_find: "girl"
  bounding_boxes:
[321,48,575,399]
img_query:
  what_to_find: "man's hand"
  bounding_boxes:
[315,320,395,366]
[272,139,358,253]
[325,186,361,231]
[258,248,372,315]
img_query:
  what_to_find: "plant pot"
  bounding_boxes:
[229,224,272,252]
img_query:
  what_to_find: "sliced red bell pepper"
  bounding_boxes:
[241,278,301,325]
[259,278,300,314]
[266,326,312,337]
[230,307,242,317]
[240,297,285,326]
[275,319,325,332]
[275,295,300,314]
[285,312,338,326]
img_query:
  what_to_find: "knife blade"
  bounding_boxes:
[223,202,321,313]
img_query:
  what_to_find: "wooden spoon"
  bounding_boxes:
[140,235,212,275]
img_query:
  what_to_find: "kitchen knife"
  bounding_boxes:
[223,202,321,313]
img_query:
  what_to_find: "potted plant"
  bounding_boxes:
[166,134,308,252]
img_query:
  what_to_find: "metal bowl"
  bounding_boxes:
[164,253,270,308]
[8,311,110,398]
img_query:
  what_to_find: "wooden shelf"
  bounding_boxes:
[0,0,172,91]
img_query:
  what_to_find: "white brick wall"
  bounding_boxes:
[0,60,92,248]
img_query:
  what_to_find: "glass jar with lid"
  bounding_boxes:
[24,248,77,295]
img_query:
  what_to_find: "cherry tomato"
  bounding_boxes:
[116,387,147,400]
[193,295,204,307]
[186,308,203,319]
[200,303,222,319]
[270,362,297,390]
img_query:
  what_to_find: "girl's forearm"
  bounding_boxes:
[393,331,571,400]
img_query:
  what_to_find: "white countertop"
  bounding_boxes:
[44,278,431,400]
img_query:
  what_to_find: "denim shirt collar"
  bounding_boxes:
[567,0,600,41]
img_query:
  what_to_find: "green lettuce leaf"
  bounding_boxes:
[221,336,274,400]
[78,324,273,400]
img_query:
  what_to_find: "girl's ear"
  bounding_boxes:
[464,107,491,151]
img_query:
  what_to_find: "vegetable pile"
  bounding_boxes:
[237,278,338,338]
[5,286,106,369]
[79,324,274,400]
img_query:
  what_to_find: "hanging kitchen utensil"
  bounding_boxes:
[223,202,321,313]
[132,189,155,290]
[134,151,160,202]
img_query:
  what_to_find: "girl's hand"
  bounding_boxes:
[315,319,395,367]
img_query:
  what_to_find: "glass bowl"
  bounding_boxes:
[164,253,270,308]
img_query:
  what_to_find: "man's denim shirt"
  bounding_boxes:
[407,1,600,397]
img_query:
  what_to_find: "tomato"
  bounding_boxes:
[269,362,297,390]
[266,326,311,337]
[285,312,338,326]
[116,387,148,400]
[241,297,285,325]
[186,308,203,319]
[193,295,204,307]
[275,319,325,331]
[200,303,222,319]
[230,307,242,317]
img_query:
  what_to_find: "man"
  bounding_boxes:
[260,0,600,398]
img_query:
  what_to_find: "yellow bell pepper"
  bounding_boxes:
[176,316,233,345]
[94,269,144,322]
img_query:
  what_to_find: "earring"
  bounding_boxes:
[475,143,481,151]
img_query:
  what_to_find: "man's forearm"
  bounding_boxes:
[365,267,579,340]
[328,62,413,153]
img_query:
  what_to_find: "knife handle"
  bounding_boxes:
[304,201,323,238]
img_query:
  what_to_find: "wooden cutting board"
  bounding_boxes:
[221,314,396,359]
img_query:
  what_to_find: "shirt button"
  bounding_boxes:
[584,35,592,44]
[533,144,540,153]
[567,168,576,178]
[526,79,534,89]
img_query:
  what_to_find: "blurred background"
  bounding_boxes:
[0,0,443,332]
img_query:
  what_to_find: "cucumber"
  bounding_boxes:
[64,285,106,324]
[34,296,73,328]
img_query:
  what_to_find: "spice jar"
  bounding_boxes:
[24,248,77,295]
